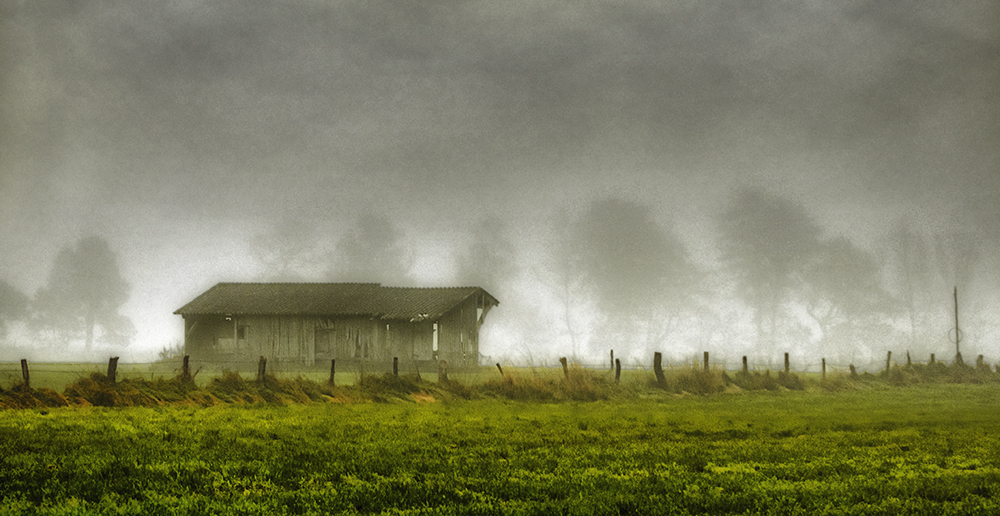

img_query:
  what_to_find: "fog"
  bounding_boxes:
[2,1,998,369]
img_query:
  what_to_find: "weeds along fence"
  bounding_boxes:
[4,349,999,393]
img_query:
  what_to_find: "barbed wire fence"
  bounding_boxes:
[0,347,980,392]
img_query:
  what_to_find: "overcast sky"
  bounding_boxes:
[2,1,998,361]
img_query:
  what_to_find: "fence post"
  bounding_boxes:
[20,359,29,388]
[559,357,569,378]
[653,352,666,385]
[784,353,790,373]
[107,357,119,385]
[742,356,748,374]
[885,351,892,374]
[610,349,614,370]
[257,356,267,382]
[438,360,448,382]
[849,364,858,379]
[328,359,336,386]
[181,355,192,383]
[822,358,826,380]
[393,357,399,377]
[703,351,710,372]
[906,351,912,367]
[615,358,621,384]
[496,363,504,376]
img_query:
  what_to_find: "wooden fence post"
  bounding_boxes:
[329,359,336,386]
[742,356,748,374]
[438,360,448,383]
[930,353,935,365]
[257,356,266,382]
[20,359,29,388]
[614,358,621,384]
[393,357,399,377]
[496,363,504,376]
[610,349,614,370]
[107,357,119,385]
[906,351,912,367]
[822,358,826,380]
[784,353,790,373]
[653,352,666,385]
[885,351,892,374]
[703,351,709,372]
[559,357,569,378]
[181,355,192,383]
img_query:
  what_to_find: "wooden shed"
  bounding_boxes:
[174,283,498,370]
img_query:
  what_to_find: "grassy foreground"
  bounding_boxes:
[1,384,999,515]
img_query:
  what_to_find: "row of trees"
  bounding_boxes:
[6,187,982,365]
[249,187,994,366]
[1,236,134,354]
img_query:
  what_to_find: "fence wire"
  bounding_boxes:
[2,350,971,391]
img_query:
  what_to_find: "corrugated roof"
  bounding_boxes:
[174,283,498,321]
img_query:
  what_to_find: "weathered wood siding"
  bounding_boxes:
[437,295,481,366]
[185,314,442,367]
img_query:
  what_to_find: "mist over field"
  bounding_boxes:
[1,1,998,369]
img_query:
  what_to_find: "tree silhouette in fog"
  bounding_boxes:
[32,236,134,349]
[717,188,822,354]
[331,212,412,285]
[570,197,698,353]
[454,215,517,295]
[251,216,328,281]
[883,220,942,349]
[0,280,29,340]
[800,235,898,354]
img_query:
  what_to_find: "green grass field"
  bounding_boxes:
[2,383,999,515]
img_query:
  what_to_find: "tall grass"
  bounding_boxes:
[3,357,999,409]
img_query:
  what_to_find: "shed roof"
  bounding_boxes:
[174,283,498,321]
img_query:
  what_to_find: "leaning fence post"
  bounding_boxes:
[653,352,666,385]
[885,351,892,374]
[559,357,569,378]
[614,358,621,384]
[438,360,448,383]
[107,357,119,385]
[181,355,192,383]
[257,356,267,382]
[496,363,504,376]
[20,359,29,388]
